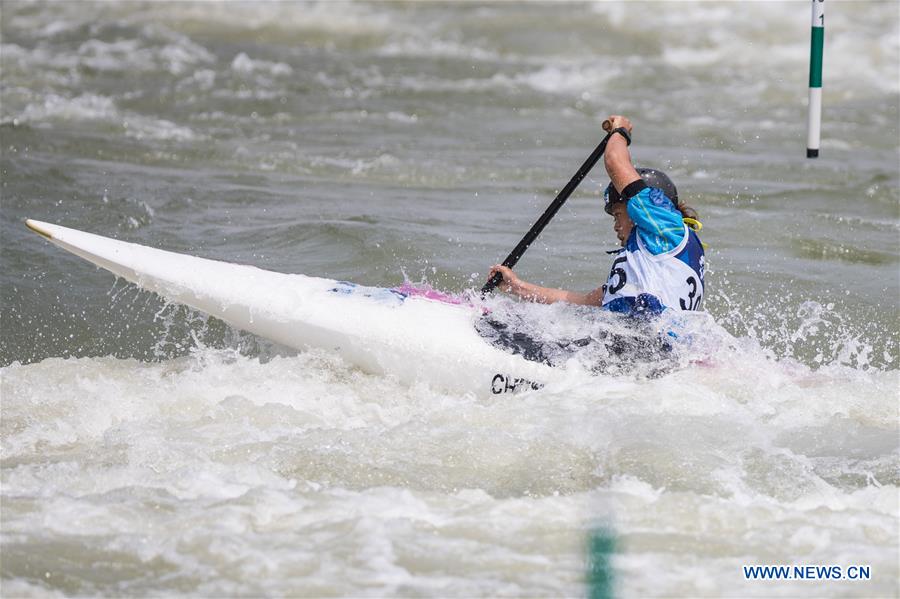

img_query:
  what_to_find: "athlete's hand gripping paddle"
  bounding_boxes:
[481,120,616,295]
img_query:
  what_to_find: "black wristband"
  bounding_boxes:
[612,127,631,146]
[621,179,647,200]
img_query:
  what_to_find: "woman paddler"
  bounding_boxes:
[488,115,706,316]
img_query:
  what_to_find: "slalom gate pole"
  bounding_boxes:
[806,0,825,158]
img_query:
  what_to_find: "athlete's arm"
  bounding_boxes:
[603,115,641,194]
[626,189,685,253]
[604,114,685,254]
[488,265,605,306]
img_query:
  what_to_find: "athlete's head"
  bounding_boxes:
[604,168,678,215]
[603,168,698,245]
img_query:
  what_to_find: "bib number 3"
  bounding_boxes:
[679,276,702,310]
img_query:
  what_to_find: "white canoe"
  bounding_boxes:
[25,220,562,396]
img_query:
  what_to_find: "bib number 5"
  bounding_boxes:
[607,256,627,294]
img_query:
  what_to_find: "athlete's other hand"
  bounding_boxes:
[604,115,633,135]
[488,265,521,294]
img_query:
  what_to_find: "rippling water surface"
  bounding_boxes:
[1,2,898,597]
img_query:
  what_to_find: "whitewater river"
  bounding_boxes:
[1,2,898,597]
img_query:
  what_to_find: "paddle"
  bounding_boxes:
[481,120,615,294]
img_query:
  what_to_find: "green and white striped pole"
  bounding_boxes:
[806,0,825,158]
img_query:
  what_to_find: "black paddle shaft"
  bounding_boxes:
[481,130,615,294]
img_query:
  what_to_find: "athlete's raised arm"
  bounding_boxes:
[603,115,641,194]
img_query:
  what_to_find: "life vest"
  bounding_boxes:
[601,223,705,314]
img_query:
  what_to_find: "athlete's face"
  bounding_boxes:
[609,204,633,246]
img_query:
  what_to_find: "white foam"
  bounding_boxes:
[7,91,200,141]
[124,115,199,142]
[377,38,503,63]
[512,64,621,95]
[20,93,118,123]
[2,329,897,595]
[230,52,293,77]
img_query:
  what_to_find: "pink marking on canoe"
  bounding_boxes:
[393,282,467,305]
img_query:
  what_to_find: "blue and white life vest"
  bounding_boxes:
[601,186,705,315]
